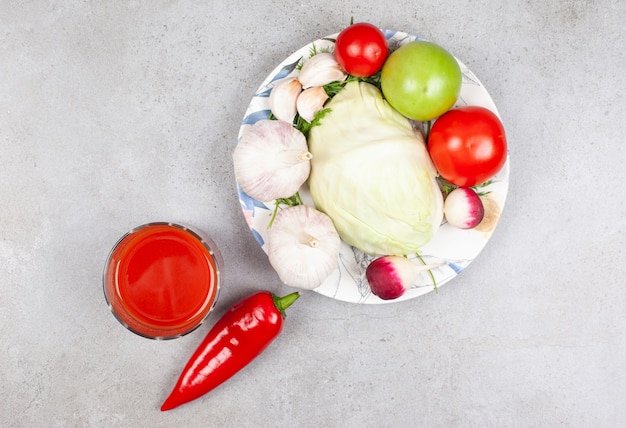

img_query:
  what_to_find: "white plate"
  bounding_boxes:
[236,30,510,304]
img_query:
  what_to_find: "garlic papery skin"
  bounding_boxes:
[298,52,347,89]
[268,204,341,290]
[296,86,329,122]
[233,119,311,202]
[269,77,302,122]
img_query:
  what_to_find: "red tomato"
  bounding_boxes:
[428,106,507,187]
[334,23,388,77]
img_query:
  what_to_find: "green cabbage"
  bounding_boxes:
[307,81,443,256]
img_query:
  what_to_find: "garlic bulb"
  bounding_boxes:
[298,52,347,89]
[268,204,341,290]
[233,120,312,202]
[269,77,302,122]
[296,86,329,122]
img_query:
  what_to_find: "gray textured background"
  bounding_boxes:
[2,1,625,426]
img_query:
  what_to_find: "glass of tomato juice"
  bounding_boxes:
[103,222,222,339]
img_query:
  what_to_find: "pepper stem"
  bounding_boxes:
[272,292,301,317]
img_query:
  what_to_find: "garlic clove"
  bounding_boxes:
[296,86,329,122]
[233,119,312,202]
[268,204,341,290]
[269,77,302,123]
[298,52,347,89]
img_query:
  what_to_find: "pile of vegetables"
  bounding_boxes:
[157,23,508,414]
[234,22,508,300]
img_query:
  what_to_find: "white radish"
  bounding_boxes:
[443,187,485,229]
[366,256,444,300]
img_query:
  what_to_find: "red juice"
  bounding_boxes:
[104,223,221,339]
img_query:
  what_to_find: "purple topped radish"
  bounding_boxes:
[366,255,444,300]
[443,187,485,229]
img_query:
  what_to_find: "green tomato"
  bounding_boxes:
[381,41,462,121]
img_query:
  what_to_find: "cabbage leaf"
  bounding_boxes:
[307,81,443,256]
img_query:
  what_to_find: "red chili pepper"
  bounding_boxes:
[160,291,300,411]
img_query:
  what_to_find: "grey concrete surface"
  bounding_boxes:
[2,1,625,427]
